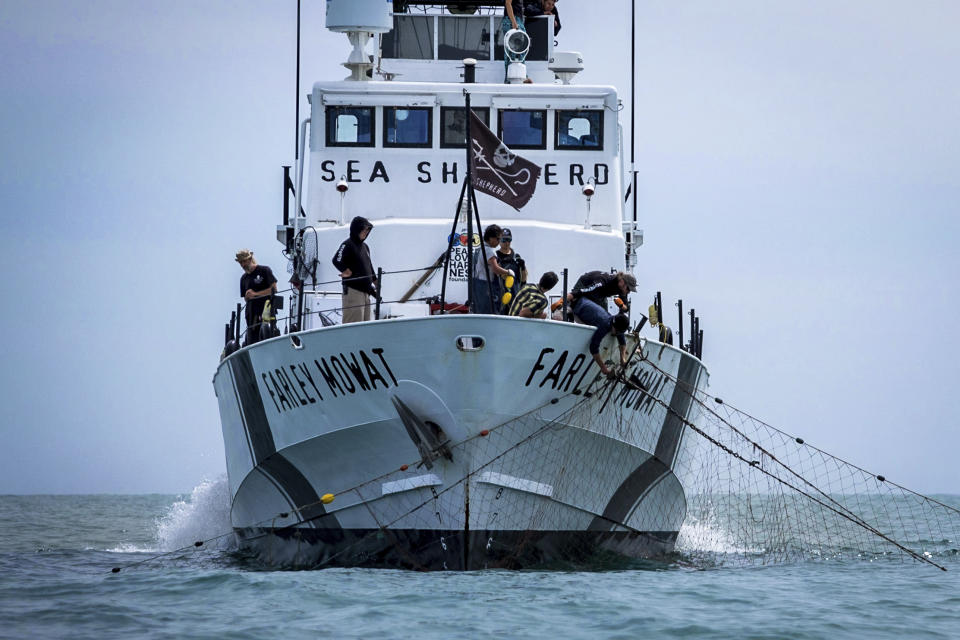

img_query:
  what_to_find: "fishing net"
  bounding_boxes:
[229,345,959,572]
[287,228,321,285]
[670,390,960,571]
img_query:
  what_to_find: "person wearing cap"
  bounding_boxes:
[236,249,278,346]
[332,216,378,324]
[507,271,558,319]
[495,227,526,314]
[567,270,637,376]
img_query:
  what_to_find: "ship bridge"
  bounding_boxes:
[376,1,559,85]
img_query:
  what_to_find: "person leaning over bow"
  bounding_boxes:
[507,271,558,319]
[567,270,637,376]
[472,224,514,314]
[568,270,636,310]
[236,249,277,346]
[332,216,378,324]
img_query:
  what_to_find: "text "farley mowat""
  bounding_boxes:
[259,347,398,413]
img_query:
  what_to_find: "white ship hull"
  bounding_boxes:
[213,315,709,569]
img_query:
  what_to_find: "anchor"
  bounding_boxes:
[392,396,454,470]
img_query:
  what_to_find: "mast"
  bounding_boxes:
[293,0,304,331]
[629,0,638,271]
[465,89,474,310]
[295,0,301,161]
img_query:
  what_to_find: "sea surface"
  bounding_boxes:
[1,481,958,640]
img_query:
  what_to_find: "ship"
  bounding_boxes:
[213,0,711,570]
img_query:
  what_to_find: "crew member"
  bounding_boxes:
[569,270,636,309]
[524,0,561,36]
[568,270,637,376]
[332,216,378,324]
[508,271,558,318]
[472,224,514,314]
[236,249,278,346]
[496,227,526,313]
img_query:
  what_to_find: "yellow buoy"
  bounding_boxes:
[501,292,513,305]
[321,493,335,504]
[504,275,515,289]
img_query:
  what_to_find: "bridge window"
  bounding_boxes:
[326,106,375,147]
[384,107,433,148]
[439,16,491,60]
[381,16,434,60]
[498,109,547,149]
[556,110,604,150]
[440,107,490,148]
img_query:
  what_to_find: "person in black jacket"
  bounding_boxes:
[524,0,561,36]
[236,248,278,345]
[332,216,377,323]
[569,270,636,309]
[567,270,637,376]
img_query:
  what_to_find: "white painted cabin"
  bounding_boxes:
[287,4,639,326]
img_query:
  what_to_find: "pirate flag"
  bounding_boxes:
[469,110,542,211]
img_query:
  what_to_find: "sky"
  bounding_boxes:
[0,0,957,495]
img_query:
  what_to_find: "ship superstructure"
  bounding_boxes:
[213,0,710,569]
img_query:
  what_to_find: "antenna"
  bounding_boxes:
[295,0,301,160]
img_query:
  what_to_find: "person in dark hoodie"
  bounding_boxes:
[332,216,377,323]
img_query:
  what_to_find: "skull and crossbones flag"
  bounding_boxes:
[469,110,542,211]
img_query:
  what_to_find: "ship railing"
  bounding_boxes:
[221,267,704,360]
[222,262,552,357]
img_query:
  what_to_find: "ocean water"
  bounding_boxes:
[1,481,958,640]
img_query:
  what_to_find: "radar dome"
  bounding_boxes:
[325,0,392,34]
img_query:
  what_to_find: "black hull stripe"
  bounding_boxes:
[589,353,701,531]
[654,354,699,466]
[259,454,340,531]
[230,351,276,464]
[229,351,340,531]
[227,364,257,466]
[587,456,671,531]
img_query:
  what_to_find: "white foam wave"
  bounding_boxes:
[103,543,157,553]
[155,476,237,551]
[676,520,761,555]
